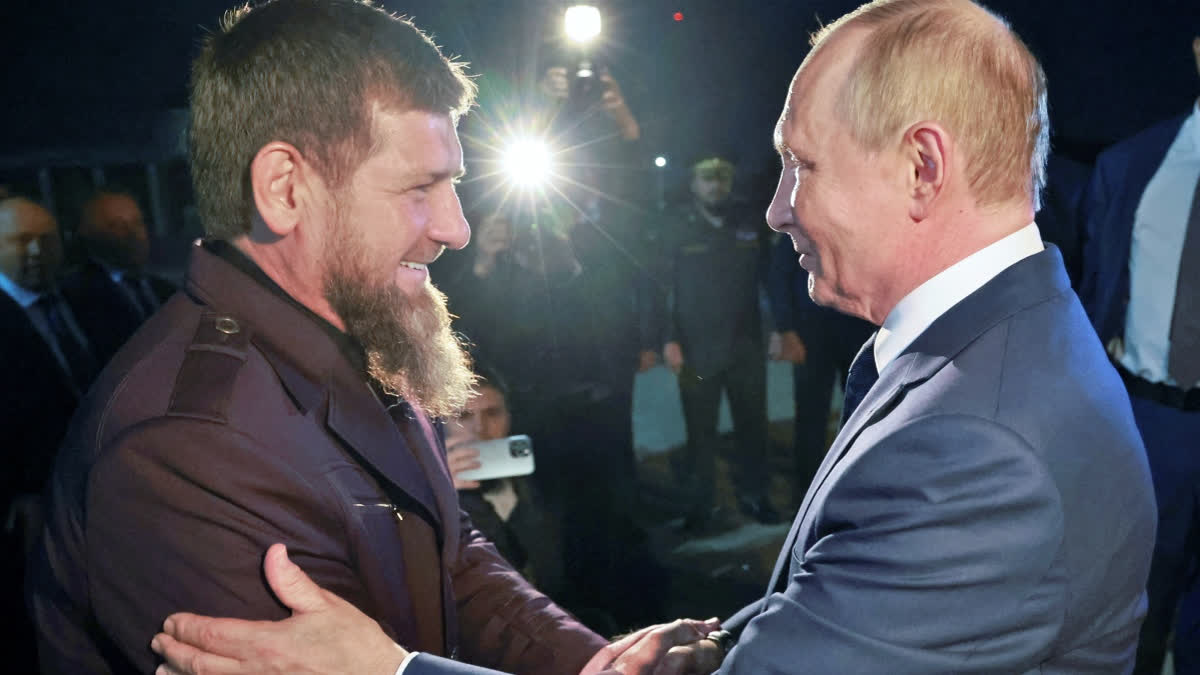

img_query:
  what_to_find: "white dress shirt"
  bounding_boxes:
[396,650,420,674]
[1120,100,1200,388]
[874,223,1046,373]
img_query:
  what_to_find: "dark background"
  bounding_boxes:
[1,0,1198,216]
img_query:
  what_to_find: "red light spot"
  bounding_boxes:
[673,11,684,21]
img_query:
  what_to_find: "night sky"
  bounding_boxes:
[3,0,1198,182]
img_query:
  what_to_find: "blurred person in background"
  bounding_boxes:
[443,60,665,627]
[658,155,779,531]
[443,366,567,603]
[60,189,177,366]
[766,231,873,504]
[1077,33,1200,675]
[0,196,91,673]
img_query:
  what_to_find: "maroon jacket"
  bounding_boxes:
[29,241,605,674]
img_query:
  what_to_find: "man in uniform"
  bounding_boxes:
[660,156,779,529]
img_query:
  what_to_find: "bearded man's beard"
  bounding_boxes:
[323,236,475,419]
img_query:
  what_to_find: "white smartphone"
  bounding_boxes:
[454,434,535,481]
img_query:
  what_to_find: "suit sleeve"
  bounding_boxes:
[449,507,607,675]
[404,651,509,675]
[82,418,363,673]
[722,414,1066,674]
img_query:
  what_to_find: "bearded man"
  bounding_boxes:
[26,1,615,673]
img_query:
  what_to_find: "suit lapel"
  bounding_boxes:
[764,367,918,596]
[763,246,1072,599]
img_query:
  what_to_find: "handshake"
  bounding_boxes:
[150,544,727,675]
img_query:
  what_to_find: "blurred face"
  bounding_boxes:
[765,29,908,323]
[322,108,475,417]
[691,171,732,207]
[476,214,513,256]
[0,198,61,291]
[450,384,511,443]
[81,193,150,269]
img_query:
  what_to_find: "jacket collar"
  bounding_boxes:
[766,245,1072,597]
[184,240,445,528]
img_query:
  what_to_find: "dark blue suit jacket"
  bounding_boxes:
[1078,115,1188,342]
[723,247,1155,672]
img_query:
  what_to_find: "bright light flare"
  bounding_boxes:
[564,5,602,45]
[502,138,553,188]
[654,156,668,168]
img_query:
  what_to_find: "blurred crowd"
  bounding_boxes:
[2,17,1199,675]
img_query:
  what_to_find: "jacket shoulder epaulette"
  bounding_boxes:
[167,312,254,424]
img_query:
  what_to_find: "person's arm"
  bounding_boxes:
[722,415,1066,673]
[80,419,369,673]
[447,506,609,675]
[152,545,718,675]
[152,544,511,675]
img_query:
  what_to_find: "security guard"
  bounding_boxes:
[659,156,780,529]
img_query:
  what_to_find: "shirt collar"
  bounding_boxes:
[874,223,1044,373]
[0,271,40,308]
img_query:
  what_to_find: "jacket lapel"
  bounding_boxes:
[185,242,443,526]
[324,368,442,526]
[763,246,1072,599]
[388,400,460,558]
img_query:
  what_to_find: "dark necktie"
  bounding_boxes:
[1167,176,1200,388]
[36,292,99,392]
[120,274,157,320]
[840,332,879,428]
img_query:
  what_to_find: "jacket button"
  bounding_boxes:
[215,316,240,335]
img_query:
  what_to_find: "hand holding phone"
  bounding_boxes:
[451,435,535,483]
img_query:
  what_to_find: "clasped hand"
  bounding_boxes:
[151,543,724,675]
[582,619,725,675]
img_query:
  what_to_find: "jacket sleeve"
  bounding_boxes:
[79,419,365,674]
[450,507,607,675]
[721,415,1066,674]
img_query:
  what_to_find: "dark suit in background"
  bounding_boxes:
[766,233,873,499]
[59,258,176,368]
[0,286,83,675]
[29,242,606,674]
[659,200,774,522]
[1079,111,1200,675]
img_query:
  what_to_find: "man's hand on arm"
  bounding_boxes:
[151,544,408,675]
[580,619,724,675]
